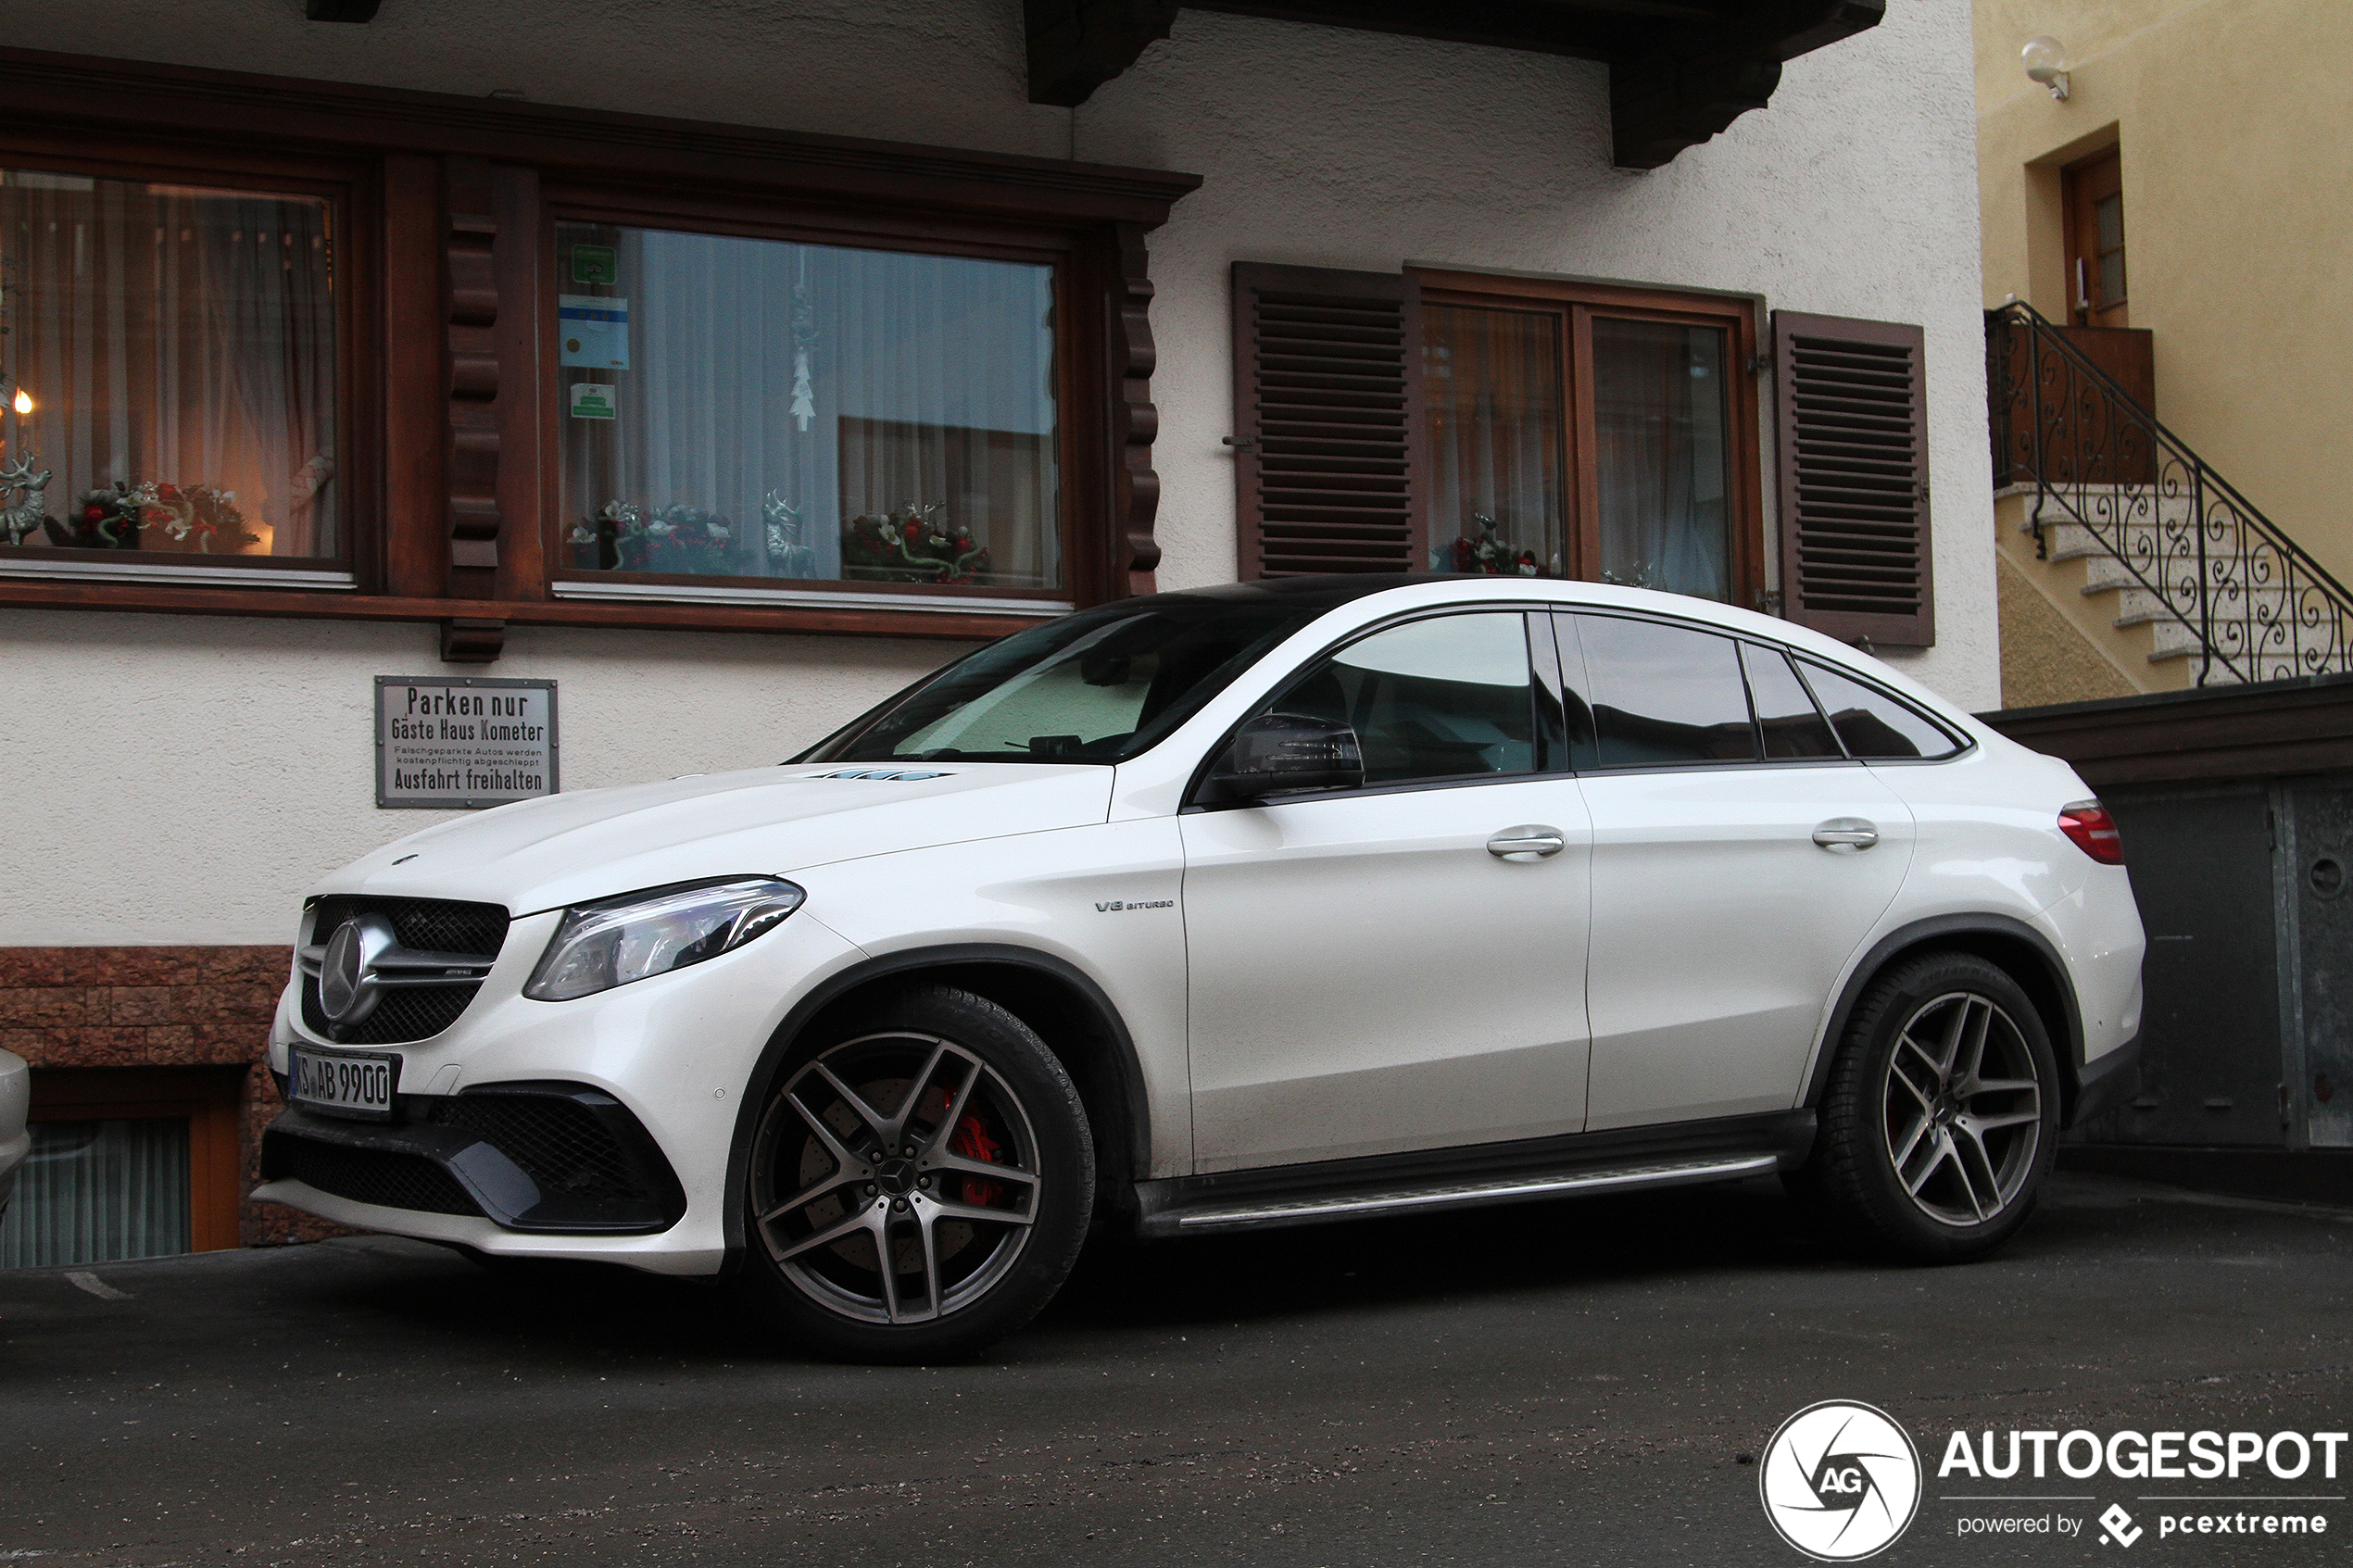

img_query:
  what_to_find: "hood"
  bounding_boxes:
[311,763,1114,914]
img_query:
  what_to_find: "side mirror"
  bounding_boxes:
[1199,712,1365,803]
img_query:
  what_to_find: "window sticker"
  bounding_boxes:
[571,244,618,286]
[558,295,629,369]
[569,382,617,420]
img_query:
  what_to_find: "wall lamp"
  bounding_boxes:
[2021,36,2070,101]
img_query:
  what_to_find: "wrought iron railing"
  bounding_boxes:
[1986,300,2353,684]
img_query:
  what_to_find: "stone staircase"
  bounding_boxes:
[1986,302,2353,706]
[1995,483,2310,697]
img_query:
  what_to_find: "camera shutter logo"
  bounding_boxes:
[1759,1400,1922,1560]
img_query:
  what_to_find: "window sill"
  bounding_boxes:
[549,578,1073,616]
[0,575,1052,641]
[0,556,357,591]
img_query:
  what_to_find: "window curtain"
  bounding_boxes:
[1592,318,1730,600]
[0,171,338,558]
[1423,304,1564,574]
[560,228,1059,587]
[0,1119,192,1268]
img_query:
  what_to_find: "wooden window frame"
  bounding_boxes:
[25,1065,245,1255]
[530,191,1086,616]
[0,46,1199,653]
[1412,269,1767,610]
[0,135,381,588]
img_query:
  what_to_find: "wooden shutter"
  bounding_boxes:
[1772,311,1934,647]
[1231,263,1427,579]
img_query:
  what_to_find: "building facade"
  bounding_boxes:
[0,0,1994,1262]
[1976,0,2353,705]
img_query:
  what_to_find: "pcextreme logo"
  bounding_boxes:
[1760,1400,1924,1561]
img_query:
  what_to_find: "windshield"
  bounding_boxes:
[805,597,1317,764]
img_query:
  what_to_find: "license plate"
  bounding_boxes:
[290,1047,400,1121]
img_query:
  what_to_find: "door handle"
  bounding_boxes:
[1488,824,1567,859]
[1812,818,1881,852]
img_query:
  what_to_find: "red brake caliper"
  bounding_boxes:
[950,1113,1004,1209]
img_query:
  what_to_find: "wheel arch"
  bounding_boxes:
[1801,915,2088,1126]
[719,944,1152,1272]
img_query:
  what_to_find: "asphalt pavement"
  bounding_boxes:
[4,1171,2350,1567]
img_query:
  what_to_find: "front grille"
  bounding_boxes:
[312,895,508,957]
[306,984,479,1046]
[431,1096,646,1206]
[302,895,510,1045]
[271,1134,483,1217]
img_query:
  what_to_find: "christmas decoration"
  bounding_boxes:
[790,261,818,434]
[840,503,990,585]
[763,491,818,579]
[1451,513,1541,576]
[134,482,257,553]
[0,455,50,546]
[44,483,145,549]
[573,499,745,575]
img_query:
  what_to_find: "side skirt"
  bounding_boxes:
[1133,1111,1816,1237]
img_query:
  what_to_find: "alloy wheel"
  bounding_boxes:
[750,1030,1040,1325]
[1880,991,2044,1227]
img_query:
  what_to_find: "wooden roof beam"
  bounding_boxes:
[1026,0,1885,168]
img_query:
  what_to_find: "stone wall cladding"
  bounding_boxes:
[0,945,346,1246]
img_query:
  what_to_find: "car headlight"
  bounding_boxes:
[523,877,806,1002]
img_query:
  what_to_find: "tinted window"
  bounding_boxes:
[1797,660,1964,760]
[1573,615,1757,768]
[1265,612,1536,785]
[1742,644,1843,759]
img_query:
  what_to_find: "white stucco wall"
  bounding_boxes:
[0,0,1990,943]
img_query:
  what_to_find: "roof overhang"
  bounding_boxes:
[1025,0,1886,168]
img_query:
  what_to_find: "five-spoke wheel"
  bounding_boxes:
[1793,952,2058,1261]
[738,985,1093,1361]
[1881,990,2044,1227]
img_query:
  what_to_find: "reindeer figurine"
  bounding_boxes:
[0,456,52,546]
[764,491,817,579]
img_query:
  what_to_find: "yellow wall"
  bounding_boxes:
[1976,0,2353,582]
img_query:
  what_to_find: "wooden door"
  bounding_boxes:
[2065,148,2129,328]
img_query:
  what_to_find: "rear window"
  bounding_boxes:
[1796,659,1966,760]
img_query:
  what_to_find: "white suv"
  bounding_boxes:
[260,576,2144,1360]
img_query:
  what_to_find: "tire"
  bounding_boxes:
[1792,951,2059,1262]
[737,985,1094,1362]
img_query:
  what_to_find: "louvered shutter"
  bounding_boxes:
[1230,263,1427,578]
[1772,311,1934,646]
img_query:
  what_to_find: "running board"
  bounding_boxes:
[1132,1112,1812,1238]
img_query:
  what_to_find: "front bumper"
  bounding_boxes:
[262,906,871,1271]
[260,1085,685,1234]
[0,1047,27,1221]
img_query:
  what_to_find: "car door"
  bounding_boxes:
[1181,609,1594,1172]
[1564,612,1917,1131]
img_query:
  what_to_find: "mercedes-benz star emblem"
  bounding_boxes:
[317,913,397,1028]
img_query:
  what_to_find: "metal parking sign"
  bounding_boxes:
[375,676,559,809]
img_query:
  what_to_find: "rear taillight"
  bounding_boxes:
[2058,800,2124,865]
